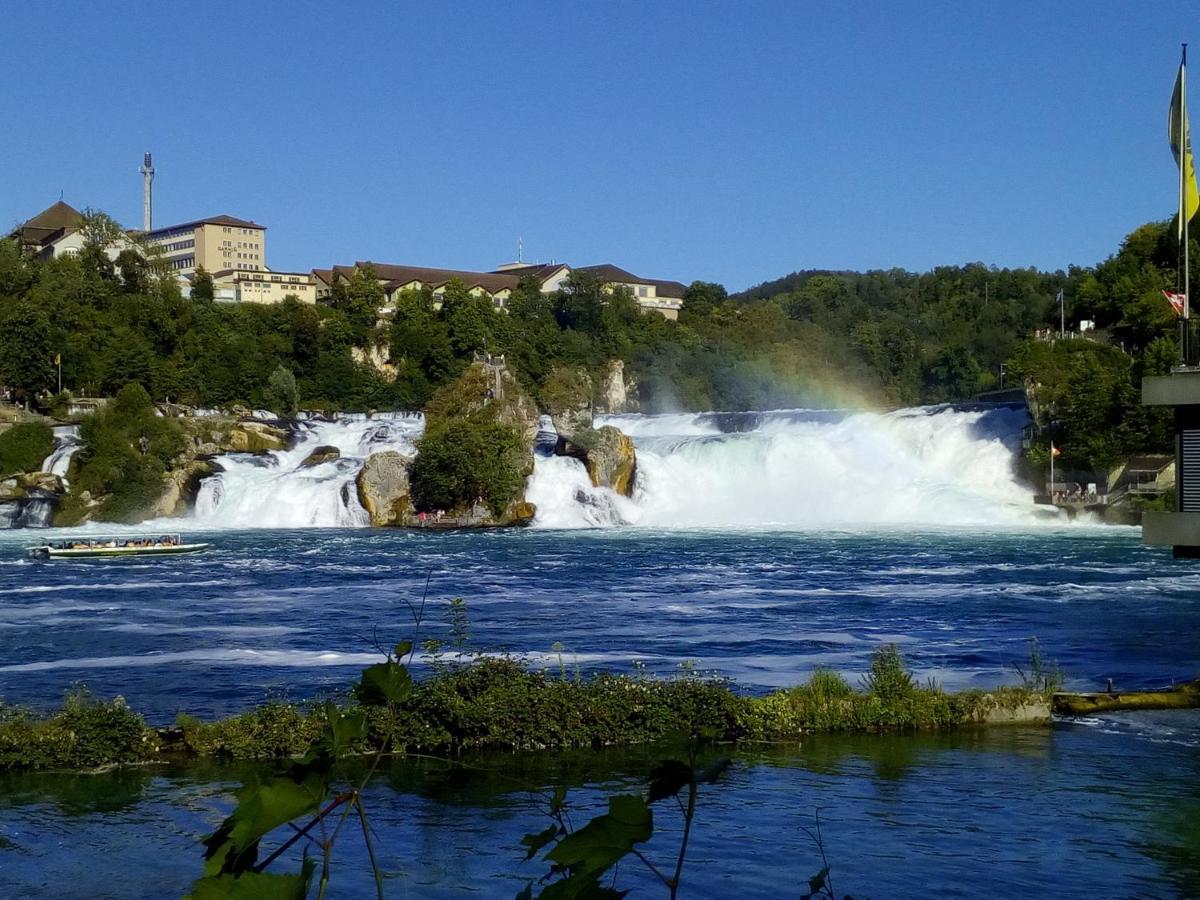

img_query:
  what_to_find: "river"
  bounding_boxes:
[0,408,1197,896]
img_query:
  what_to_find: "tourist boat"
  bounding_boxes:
[25,534,209,559]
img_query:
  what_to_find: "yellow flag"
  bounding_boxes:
[1170,59,1200,238]
[53,353,61,366]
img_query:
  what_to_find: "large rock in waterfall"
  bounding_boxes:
[150,460,220,519]
[584,426,637,497]
[300,445,340,468]
[220,421,289,454]
[356,450,416,526]
[556,425,638,498]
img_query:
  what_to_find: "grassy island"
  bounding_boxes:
[0,646,1050,773]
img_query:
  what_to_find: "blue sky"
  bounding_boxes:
[1,1,1196,291]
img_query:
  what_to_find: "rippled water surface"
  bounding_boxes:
[0,526,1198,896]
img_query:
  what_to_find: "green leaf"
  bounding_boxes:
[521,823,560,860]
[545,795,651,877]
[320,703,366,758]
[187,858,315,899]
[647,759,692,803]
[354,660,413,706]
[538,874,629,900]
[202,774,328,876]
[514,884,534,900]
[802,865,830,898]
[395,640,413,660]
[695,756,732,784]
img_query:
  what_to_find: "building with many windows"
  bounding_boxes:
[143,214,266,277]
[321,260,687,319]
[210,269,317,304]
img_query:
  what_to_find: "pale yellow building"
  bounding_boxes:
[212,269,317,305]
[144,214,266,277]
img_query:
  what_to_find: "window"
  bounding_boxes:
[638,286,648,297]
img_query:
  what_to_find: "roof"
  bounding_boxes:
[575,265,687,298]
[647,278,687,299]
[12,201,83,246]
[311,268,334,286]
[574,264,645,284]
[1124,455,1173,473]
[489,263,569,281]
[351,262,522,294]
[147,214,264,236]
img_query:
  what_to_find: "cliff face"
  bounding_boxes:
[544,363,638,499]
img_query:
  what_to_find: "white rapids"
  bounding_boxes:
[525,405,1043,529]
[191,414,423,528]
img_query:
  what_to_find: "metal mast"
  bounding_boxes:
[140,151,155,231]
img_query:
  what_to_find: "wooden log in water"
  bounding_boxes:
[1052,680,1200,715]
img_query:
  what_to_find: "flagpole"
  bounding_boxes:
[1050,441,1055,499]
[1185,44,1192,363]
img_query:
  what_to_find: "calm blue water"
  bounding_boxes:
[0,525,1198,896]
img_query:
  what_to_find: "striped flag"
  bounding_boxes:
[1164,289,1187,316]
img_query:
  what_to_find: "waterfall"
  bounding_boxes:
[526,405,1044,529]
[42,425,81,480]
[191,414,423,528]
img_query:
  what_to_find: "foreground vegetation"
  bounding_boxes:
[0,646,1047,774]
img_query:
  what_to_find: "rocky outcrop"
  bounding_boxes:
[556,425,638,498]
[352,343,398,383]
[356,450,415,526]
[220,421,289,454]
[596,359,636,414]
[0,472,66,500]
[584,426,637,497]
[542,367,594,439]
[300,445,340,468]
[150,460,219,519]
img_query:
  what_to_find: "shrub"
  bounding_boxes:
[0,688,152,770]
[862,644,915,701]
[0,422,53,476]
[409,420,526,515]
[265,365,299,419]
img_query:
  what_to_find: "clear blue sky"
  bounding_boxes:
[1,1,1195,291]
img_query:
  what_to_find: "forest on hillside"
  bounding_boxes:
[0,215,1191,473]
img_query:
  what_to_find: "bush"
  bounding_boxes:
[0,422,53,476]
[409,420,526,515]
[0,688,152,770]
[862,644,915,701]
[265,365,299,419]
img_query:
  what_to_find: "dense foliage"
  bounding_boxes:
[60,382,185,523]
[0,422,53,476]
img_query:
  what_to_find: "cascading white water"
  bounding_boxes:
[526,405,1044,529]
[192,414,423,528]
[42,425,81,480]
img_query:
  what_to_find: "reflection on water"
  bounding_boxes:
[1,720,1197,898]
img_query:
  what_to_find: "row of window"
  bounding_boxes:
[163,239,194,252]
[220,226,260,235]
[170,257,195,270]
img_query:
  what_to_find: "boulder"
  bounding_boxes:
[17,472,66,494]
[150,460,219,519]
[221,421,289,454]
[300,445,341,468]
[0,478,23,502]
[585,426,637,497]
[356,450,415,526]
[555,425,638,497]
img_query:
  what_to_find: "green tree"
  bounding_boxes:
[191,267,215,302]
[265,364,299,418]
[0,303,55,399]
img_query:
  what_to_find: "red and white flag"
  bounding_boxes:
[1050,442,1061,458]
[1163,289,1187,316]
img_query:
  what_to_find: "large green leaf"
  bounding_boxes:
[545,795,651,876]
[202,773,328,875]
[521,823,560,861]
[354,660,413,706]
[320,702,366,758]
[187,858,314,899]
